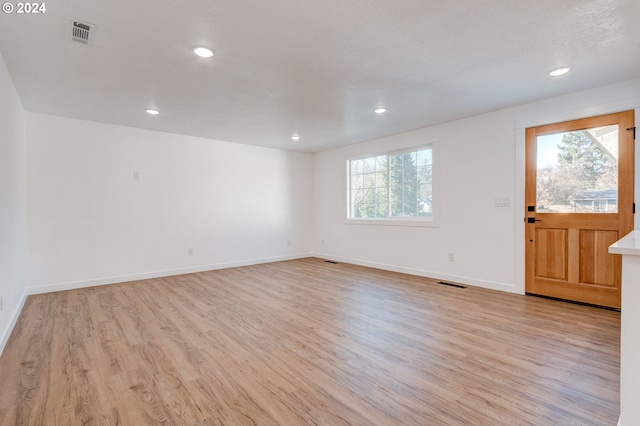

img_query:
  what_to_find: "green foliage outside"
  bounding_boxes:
[350,149,432,219]
[537,131,617,211]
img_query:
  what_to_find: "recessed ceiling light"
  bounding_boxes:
[145,109,159,115]
[194,47,214,58]
[374,107,387,114]
[291,135,300,141]
[548,67,571,77]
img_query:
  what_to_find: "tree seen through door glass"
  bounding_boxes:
[536,125,618,213]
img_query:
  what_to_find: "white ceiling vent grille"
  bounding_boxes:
[68,18,96,45]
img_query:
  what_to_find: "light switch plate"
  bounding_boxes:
[495,197,510,207]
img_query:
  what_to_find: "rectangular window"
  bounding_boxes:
[348,146,434,224]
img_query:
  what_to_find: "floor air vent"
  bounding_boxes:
[325,260,339,264]
[438,281,466,289]
[68,18,96,45]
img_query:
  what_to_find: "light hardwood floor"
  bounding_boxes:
[0,258,620,425]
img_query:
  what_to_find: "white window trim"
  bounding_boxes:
[345,143,439,227]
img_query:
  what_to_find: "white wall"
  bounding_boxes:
[12,74,640,323]
[313,78,640,293]
[26,114,313,293]
[0,53,27,353]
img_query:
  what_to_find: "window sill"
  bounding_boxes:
[345,218,439,228]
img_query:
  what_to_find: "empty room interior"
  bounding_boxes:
[2,1,640,425]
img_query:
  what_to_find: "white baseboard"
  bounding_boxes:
[315,253,521,294]
[28,253,313,295]
[27,252,519,296]
[0,290,27,357]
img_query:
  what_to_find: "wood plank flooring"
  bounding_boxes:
[0,258,620,425]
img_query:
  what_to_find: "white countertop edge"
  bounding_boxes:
[609,230,640,256]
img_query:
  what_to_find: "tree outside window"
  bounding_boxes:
[349,147,433,220]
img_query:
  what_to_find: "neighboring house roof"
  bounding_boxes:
[571,189,617,201]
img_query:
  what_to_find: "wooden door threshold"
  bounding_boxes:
[526,292,621,312]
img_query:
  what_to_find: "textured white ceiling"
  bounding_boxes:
[1,0,639,152]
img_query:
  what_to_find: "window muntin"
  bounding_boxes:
[348,147,433,221]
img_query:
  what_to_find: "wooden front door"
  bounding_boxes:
[525,111,635,309]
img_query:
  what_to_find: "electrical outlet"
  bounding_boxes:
[0,296,3,312]
[321,239,325,246]
[287,240,291,246]
[448,252,455,262]
[133,170,141,180]
[188,248,194,256]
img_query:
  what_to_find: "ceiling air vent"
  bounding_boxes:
[68,18,96,45]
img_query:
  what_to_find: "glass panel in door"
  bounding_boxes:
[536,125,619,213]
